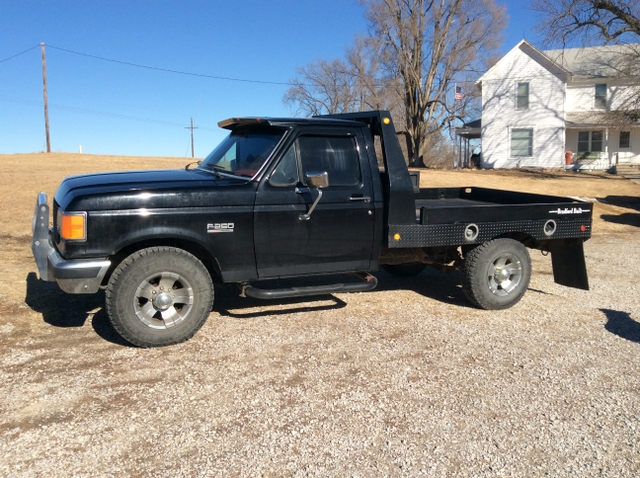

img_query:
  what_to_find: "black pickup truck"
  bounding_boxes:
[32,111,592,347]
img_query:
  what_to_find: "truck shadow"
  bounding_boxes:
[24,272,132,346]
[373,268,473,308]
[215,267,473,317]
[601,308,640,343]
[25,267,472,341]
[214,284,348,319]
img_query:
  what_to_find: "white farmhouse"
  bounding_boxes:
[459,40,640,170]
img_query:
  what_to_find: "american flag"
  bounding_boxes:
[455,85,463,101]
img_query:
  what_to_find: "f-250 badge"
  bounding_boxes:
[207,223,234,233]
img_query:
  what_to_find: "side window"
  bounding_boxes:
[517,82,529,109]
[269,143,299,187]
[595,84,607,108]
[511,128,533,157]
[297,135,361,186]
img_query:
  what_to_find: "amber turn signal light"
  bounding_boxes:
[60,213,86,240]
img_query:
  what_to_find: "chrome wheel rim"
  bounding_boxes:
[487,253,523,296]
[133,272,195,329]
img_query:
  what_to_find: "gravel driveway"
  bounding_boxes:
[1,232,639,477]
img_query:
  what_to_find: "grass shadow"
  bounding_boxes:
[599,195,640,228]
[600,213,640,228]
[599,196,640,211]
[601,308,640,343]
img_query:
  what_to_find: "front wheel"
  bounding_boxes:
[462,238,531,310]
[105,247,214,347]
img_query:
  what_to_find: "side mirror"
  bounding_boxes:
[298,171,329,221]
[306,171,329,189]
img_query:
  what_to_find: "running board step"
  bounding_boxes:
[241,273,378,300]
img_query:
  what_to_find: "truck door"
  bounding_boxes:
[254,127,376,278]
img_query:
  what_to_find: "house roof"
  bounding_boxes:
[543,44,640,79]
[454,119,481,138]
[478,40,640,85]
[566,111,640,128]
[476,39,572,85]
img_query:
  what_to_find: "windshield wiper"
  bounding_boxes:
[208,165,253,181]
[185,161,201,171]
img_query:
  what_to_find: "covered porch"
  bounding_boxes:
[454,119,481,168]
[565,112,640,171]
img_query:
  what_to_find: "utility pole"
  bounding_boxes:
[185,117,198,158]
[41,42,51,153]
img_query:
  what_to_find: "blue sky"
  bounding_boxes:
[0,1,542,157]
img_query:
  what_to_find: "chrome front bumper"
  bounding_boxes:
[31,193,110,294]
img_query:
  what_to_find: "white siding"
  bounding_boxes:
[609,82,640,110]
[610,127,640,164]
[567,84,597,111]
[480,45,566,168]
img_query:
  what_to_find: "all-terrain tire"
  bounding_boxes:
[105,247,214,347]
[381,263,427,277]
[462,238,531,310]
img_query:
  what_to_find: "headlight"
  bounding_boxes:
[57,210,87,241]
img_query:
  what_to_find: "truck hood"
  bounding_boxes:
[55,168,256,211]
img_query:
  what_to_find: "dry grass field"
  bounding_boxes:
[1,152,639,475]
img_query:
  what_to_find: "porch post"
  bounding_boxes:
[605,127,610,168]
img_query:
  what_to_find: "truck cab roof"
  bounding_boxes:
[217,116,365,130]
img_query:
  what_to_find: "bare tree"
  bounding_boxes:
[284,35,397,117]
[533,0,640,46]
[283,58,358,116]
[364,0,505,166]
[284,0,504,167]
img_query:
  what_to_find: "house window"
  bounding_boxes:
[595,84,607,108]
[577,131,604,152]
[511,128,533,156]
[517,82,529,109]
[620,131,631,148]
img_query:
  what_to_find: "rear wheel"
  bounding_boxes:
[105,247,214,347]
[462,238,531,310]
[381,263,427,277]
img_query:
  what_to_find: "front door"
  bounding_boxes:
[254,127,376,278]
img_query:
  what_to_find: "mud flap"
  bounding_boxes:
[549,239,589,290]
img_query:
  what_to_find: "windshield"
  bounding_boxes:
[199,127,285,178]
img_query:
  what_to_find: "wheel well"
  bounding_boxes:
[462,232,538,258]
[101,238,221,286]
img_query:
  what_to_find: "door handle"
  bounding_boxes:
[295,187,310,194]
[350,195,371,203]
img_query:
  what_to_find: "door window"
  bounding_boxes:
[270,134,361,187]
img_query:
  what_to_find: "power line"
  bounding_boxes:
[0,44,40,63]
[0,94,218,130]
[47,44,291,86]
